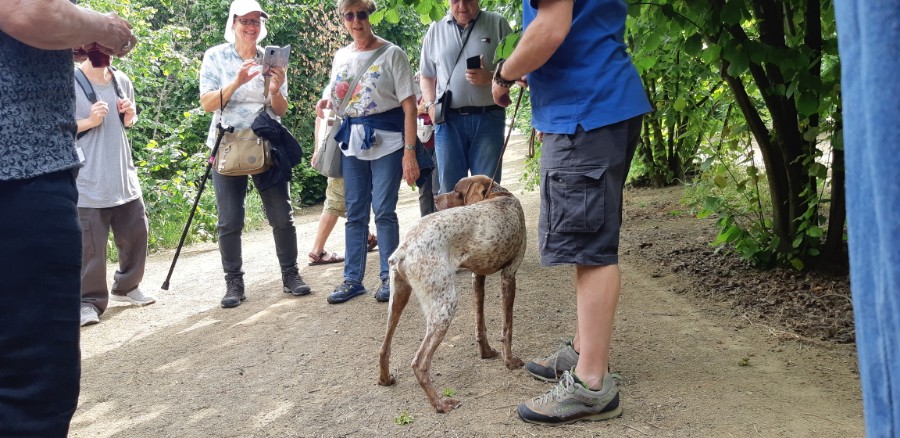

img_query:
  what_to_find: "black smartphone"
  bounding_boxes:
[466,55,481,69]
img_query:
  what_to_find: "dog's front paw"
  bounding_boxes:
[378,374,396,386]
[505,355,524,369]
[435,398,461,413]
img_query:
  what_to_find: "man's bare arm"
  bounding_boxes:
[499,0,573,81]
[1,0,134,55]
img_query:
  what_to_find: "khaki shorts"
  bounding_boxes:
[323,177,346,218]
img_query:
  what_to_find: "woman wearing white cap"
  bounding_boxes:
[198,0,311,308]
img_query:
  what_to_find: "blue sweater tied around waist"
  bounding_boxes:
[332,106,434,185]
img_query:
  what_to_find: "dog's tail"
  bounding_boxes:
[388,247,407,280]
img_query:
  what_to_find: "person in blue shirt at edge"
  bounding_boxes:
[492,0,652,425]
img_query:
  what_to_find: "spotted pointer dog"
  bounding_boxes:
[378,175,526,413]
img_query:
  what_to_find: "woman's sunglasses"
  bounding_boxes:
[342,10,370,22]
[236,17,265,26]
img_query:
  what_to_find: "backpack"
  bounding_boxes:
[74,67,125,140]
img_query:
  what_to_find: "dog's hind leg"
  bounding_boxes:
[379,268,413,386]
[412,286,459,413]
[499,270,523,369]
[472,274,499,359]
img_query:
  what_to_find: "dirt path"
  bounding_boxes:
[70,137,864,437]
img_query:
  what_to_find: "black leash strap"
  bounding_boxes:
[489,88,524,193]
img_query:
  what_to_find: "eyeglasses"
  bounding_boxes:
[236,17,265,27]
[342,10,370,22]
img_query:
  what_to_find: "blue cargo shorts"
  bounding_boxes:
[538,116,643,266]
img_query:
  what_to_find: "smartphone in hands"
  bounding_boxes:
[466,55,481,70]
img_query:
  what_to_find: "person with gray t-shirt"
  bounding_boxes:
[419,0,511,194]
[74,59,156,327]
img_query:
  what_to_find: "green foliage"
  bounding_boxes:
[394,410,414,425]
[684,130,782,268]
[629,0,845,270]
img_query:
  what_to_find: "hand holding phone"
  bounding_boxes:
[466,55,481,70]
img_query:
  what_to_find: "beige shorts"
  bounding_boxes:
[323,177,346,218]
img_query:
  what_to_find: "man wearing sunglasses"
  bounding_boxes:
[419,0,512,194]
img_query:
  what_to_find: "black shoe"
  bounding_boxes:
[221,276,245,308]
[282,267,311,296]
[327,280,366,304]
[374,278,390,302]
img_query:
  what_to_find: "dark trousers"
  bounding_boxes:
[0,170,81,437]
[417,145,439,216]
[79,198,149,314]
[212,171,298,278]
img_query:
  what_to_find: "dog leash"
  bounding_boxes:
[488,88,525,193]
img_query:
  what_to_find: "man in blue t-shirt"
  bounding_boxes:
[492,0,651,425]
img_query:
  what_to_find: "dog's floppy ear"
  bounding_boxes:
[463,180,489,205]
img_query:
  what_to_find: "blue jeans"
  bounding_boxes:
[342,148,403,283]
[0,170,81,436]
[212,171,298,277]
[835,3,900,436]
[434,108,505,193]
[834,1,900,437]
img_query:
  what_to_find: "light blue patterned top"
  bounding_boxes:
[199,42,288,149]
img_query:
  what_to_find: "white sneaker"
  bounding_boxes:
[110,288,156,306]
[80,305,99,327]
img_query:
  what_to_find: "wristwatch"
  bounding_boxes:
[493,59,515,88]
[404,144,416,150]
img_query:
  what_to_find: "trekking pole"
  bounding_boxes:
[160,122,233,291]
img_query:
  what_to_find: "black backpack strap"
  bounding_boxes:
[108,66,125,99]
[74,68,97,103]
[74,68,97,140]
[107,67,127,125]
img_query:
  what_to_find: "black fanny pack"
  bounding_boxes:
[433,90,452,125]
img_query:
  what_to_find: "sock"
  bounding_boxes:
[571,370,603,392]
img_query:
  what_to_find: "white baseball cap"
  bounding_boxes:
[224,0,269,43]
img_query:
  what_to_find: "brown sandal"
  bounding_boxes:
[308,251,345,266]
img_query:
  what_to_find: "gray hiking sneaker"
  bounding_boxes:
[517,370,621,425]
[525,338,579,382]
[110,288,156,306]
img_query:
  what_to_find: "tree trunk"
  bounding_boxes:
[821,119,847,270]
